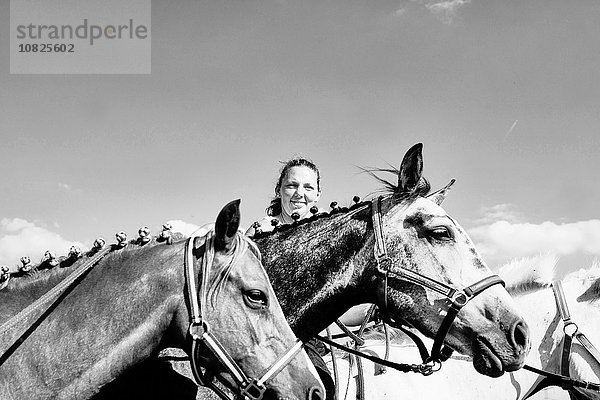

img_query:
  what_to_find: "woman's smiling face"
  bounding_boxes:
[279,165,321,221]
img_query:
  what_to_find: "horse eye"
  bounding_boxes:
[428,227,453,242]
[244,289,268,309]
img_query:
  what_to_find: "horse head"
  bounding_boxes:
[370,143,531,377]
[0,200,324,400]
[181,200,325,400]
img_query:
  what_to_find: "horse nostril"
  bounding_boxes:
[308,386,324,400]
[511,320,530,351]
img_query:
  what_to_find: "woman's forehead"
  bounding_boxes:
[284,165,318,182]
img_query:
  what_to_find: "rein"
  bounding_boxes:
[371,196,505,363]
[523,280,600,397]
[184,234,304,400]
[0,246,110,337]
[0,245,111,365]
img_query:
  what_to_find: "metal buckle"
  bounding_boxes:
[450,291,469,308]
[415,359,442,376]
[189,321,210,341]
[563,321,578,337]
[376,256,392,274]
[239,379,266,400]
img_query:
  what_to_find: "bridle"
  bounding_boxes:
[553,280,600,379]
[183,233,305,400]
[522,280,600,397]
[315,195,505,385]
[371,195,505,365]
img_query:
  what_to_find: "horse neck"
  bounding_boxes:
[256,207,374,338]
[0,266,80,320]
[0,242,186,400]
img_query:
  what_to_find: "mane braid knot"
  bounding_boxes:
[252,201,370,239]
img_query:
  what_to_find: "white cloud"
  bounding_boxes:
[57,182,81,194]
[165,220,201,237]
[474,203,523,225]
[470,219,600,262]
[394,8,406,17]
[418,0,472,24]
[1,218,36,232]
[165,220,249,237]
[0,218,84,271]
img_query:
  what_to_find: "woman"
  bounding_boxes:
[247,157,371,400]
[246,157,323,236]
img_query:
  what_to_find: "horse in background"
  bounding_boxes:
[326,255,600,400]
[0,201,324,400]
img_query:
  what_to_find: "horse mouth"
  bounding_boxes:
[472,337,504,377]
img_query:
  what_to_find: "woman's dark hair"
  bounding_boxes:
[266,158,321,217]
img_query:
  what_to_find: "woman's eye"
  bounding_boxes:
[244,290,268,308]
[428,227,453,242]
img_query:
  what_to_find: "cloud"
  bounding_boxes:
[57,182,81,194]
[0,218,85,271]
[473,203,523,225]
[393,8,407,17]
[1,218,36,232]
[470,219,600,262]
[417,0,472,24]
[165,220,201,237]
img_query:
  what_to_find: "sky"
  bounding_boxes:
[1,0,599,276]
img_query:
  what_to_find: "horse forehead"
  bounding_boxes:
[400,197,447,218]
[387,197,450,225]
[228,250,271,289]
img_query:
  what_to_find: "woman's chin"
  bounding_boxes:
[285,207,307,219]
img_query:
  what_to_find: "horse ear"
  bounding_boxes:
[427,179,456,206]
[214,199,241,252]
[397,143,423,193]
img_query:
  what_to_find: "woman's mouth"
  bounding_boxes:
[291,201,306,209]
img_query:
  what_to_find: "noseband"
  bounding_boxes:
[371,196,505,363]
[184,233,305,400]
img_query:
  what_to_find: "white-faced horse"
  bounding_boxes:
[0,201,324,400]
[326,255,600,400]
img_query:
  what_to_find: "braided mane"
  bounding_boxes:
[253,167,432,240]
[252,201,370,239]
[4,233,186,289]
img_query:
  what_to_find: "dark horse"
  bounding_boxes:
[0,201,324,400]
[106,144,532,399]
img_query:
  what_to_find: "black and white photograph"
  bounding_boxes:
[1,1,599,399]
